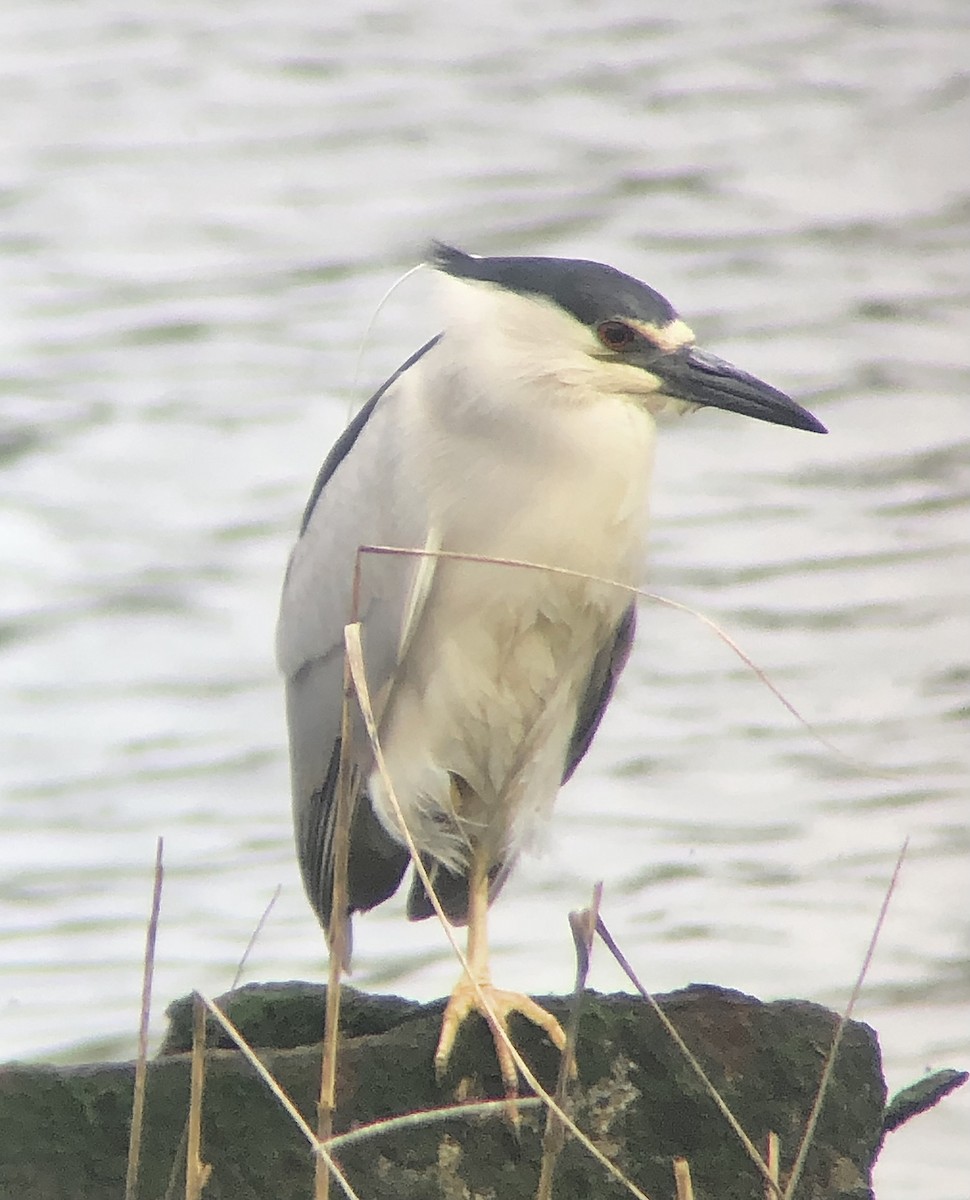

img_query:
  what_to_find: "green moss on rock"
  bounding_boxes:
[0,984,907,1199]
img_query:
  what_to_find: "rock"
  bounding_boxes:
[0,982,922,1199]
[880,1067,969,1137]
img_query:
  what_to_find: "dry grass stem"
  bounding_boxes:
[782,839,908,1200]
[766,1131,780,1200]
[161,884,284,1200]
[317,645,361,1200]
[185,994,211,1200]
[317,976,339,1200]
[536,882,603,1200]
[357,543,884,774]
[673,1157,694,1200]
[125,835,164,1200]
[198,994,362,1200]
[326,1097,541,1151]
[595,916,778,1197]
[230,884,282,992]
[344,621,654,1200]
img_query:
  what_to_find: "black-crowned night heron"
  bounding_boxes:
[277,243,825,1092]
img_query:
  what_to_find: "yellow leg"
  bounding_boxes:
[434,855,568,1103]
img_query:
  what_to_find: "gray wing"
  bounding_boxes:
[277,339,439,933]
[562,602,636,782]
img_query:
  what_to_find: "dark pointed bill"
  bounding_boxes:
[654,345,827,434]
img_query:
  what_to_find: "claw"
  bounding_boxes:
[432,855,574,1126]
[434,978,570,1127]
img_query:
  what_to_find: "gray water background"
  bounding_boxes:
[1,1,968,1195]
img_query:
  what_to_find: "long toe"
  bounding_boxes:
[434,981,570,1099]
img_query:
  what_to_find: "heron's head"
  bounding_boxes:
[431,243,825,434]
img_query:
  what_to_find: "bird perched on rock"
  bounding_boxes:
[277,243,825,1094]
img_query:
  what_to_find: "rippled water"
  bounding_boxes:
[2,2,968,1195]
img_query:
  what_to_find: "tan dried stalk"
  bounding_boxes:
[125,836,164,1200]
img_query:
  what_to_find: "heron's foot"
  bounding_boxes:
[434,979,572,1113]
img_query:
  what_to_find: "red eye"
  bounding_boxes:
[597,320,636,351]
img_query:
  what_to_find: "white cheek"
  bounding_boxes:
[435,275,600,386]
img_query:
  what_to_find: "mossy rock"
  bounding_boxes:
[0,981,951,1200]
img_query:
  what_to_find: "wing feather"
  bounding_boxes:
[277,342,439,933]
[562,603,637,783]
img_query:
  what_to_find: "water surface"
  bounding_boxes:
[2,2,968,1195]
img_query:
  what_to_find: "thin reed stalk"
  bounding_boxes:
[125,836,164,1200]
[185,994,211,1199]
[344,620,654,1200]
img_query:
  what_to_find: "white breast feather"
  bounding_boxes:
[366,292,657,871]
